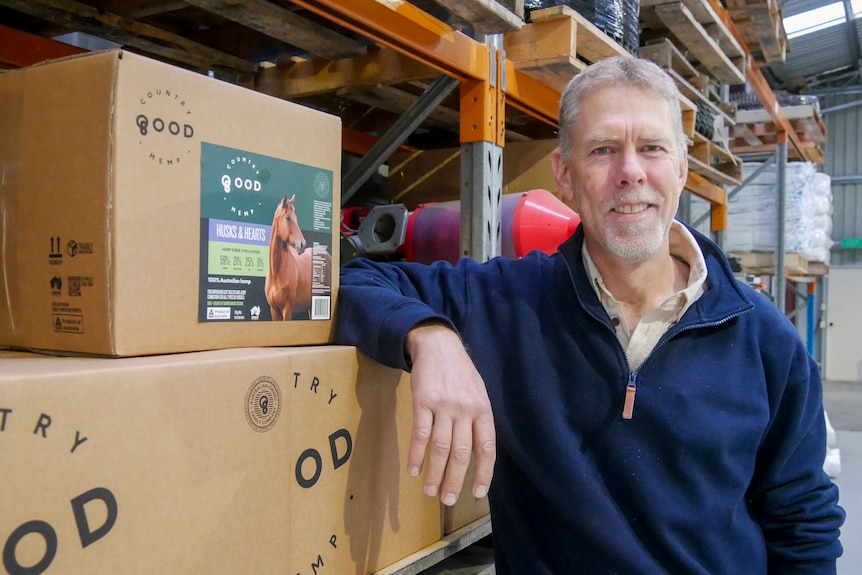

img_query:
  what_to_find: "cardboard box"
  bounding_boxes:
[0,346,442,574]
[0,50,340,356]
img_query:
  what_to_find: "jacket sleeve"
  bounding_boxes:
[749,324,845,574]
[334,257,470,371]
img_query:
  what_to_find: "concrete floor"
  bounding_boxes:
[823,379,862,575]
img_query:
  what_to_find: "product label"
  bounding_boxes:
[199,143,334,322]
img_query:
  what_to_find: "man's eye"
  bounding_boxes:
[593,146,611,155]
[643,145,663,153]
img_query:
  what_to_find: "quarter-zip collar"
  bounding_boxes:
[558,222,755,332]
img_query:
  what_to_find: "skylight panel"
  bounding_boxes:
[783,2,848,38]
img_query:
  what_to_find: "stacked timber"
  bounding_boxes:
[637,0,746,187]
[731,103,828,164]
[724,0,788,65]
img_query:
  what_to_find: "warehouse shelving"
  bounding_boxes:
[0,0,826,572]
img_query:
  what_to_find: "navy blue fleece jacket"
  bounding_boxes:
[335,224,844,574]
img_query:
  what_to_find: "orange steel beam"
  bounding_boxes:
[287,0,489,82]
[342,127,417,156]
[288,0,495,143]
[704,0,810,162]
[0,24,87,68]
[504,60,561,128]
[287,1,563,143]
[685,172,728,231]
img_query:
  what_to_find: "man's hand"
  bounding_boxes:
[405,323,496,506]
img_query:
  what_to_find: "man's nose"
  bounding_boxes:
[616,147,646,187]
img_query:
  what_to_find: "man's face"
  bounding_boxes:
[553,85,687,262]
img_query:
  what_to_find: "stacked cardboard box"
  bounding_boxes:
[0,50,488,574]
[0,50,339,357]
[0,347,441,574]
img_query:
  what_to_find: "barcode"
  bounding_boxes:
[311,296,331,320]
[68,276,81,297]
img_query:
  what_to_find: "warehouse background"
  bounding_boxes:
[1,0,861,572]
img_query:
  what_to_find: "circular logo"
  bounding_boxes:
[314,172,330,199]
[245,376,282,432]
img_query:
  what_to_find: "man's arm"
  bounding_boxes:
[336,258,496,505]
[406,324,495,506]
[753,351,844,574]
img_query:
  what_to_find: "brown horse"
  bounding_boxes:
[265,195,313,320]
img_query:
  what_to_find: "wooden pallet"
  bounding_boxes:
[730,104,827,163]
[505,6,697,138]
[729,251,809,275]
[408,0,524,33]
[725,0,788,65]
[640,38,735,128]
[504,5,630,92]
[372,515,492,575]
[640,0,746,85]
[688,132,743,186]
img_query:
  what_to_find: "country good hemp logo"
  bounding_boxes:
[245,376,282,432]
[135,86,195,167]
[220,156,269,220]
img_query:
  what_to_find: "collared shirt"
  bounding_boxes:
[583,220,708,370]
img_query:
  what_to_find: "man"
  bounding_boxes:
[335,56,844,574]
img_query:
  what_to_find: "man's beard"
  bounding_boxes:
[597,190,668,261]
[600,216,667,261]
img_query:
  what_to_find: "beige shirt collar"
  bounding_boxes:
[583,220,708,370]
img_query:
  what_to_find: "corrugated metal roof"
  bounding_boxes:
[767,0,862,93]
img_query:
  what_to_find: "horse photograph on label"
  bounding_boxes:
[265,195,315,320]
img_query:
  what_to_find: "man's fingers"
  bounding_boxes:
[471,411,496,499]
[422,413,454,498]
[440,419,474,506]
[407,405,434,479]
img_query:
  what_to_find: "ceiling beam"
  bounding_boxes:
[843,0,862,79]
[0,0,257,74]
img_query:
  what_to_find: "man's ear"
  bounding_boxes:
[677,151,689,189]
[551,148,573,204]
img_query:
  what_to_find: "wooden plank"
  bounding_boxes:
[731,123,764,147]
[651,1,745,84]
[504,5,627,92]
[639,37,700,80]
[730,141,824,163]
[255,45,438,99]
[639,38,734,127]
[528,6,629,64]
[0,0,257,74]
[371,516,492,575]
[183,0,367,60]
[731,104,827,162]
[735,104,827,143]
[429,0,524,34]
[807,261,829,277]
[688,132,742,185]
[104,0,187,19]
[725,0,787,64]
[728,251,809,275]
[336,83,461,130]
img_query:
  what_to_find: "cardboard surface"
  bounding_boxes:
[0,50,341,356]
[0,346,441,574]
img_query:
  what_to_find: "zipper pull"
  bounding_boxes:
[622,372,637,420]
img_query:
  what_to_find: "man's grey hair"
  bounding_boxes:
[557,56,691,160]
